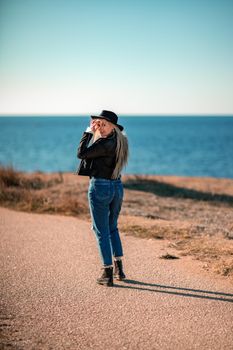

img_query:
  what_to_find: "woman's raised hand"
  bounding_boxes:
[90,119,101,132]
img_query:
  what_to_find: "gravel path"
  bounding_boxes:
[1,207,233,350]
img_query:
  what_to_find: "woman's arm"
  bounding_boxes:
[77,132,108,159]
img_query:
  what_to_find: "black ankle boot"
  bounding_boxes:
[114,260,126,280]
[97,267,114,287]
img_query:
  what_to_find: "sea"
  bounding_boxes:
[0,116,233,178]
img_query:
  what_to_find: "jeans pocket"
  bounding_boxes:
[94,184,110,201]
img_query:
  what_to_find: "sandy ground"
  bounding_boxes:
[1,206,233,350]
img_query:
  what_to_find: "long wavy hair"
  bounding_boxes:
[111,125,129,179]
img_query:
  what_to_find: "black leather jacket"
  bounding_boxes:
[76,130,117,179]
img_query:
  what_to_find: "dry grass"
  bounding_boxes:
[1,165,233,279]
[174,237,233,277]
[0,165,89,217]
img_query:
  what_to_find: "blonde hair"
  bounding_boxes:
[111,125,129,179]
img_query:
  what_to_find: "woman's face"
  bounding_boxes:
[96,119,114,138]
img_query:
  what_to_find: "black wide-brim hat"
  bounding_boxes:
[91,110,124,131]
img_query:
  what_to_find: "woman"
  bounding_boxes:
[76,110,129,287]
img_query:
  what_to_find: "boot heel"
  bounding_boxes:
[114,259,126,280]
[97,267,114,287]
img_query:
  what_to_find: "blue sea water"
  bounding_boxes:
[0,116,233,178]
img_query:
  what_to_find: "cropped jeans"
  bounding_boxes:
[88,177,124,266]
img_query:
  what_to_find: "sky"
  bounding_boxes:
[0,0,233,115]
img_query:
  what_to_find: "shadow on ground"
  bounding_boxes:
[124,178,233,206]
[113,279,233,303]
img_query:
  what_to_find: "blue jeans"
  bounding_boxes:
[88,177,124,266]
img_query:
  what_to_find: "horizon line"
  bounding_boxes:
[1,113,233,117]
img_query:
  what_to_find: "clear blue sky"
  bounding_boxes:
[0,0,233,115]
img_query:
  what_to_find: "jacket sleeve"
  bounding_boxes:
[77,132,108,159]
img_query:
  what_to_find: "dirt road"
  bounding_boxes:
[1,207,233,350]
